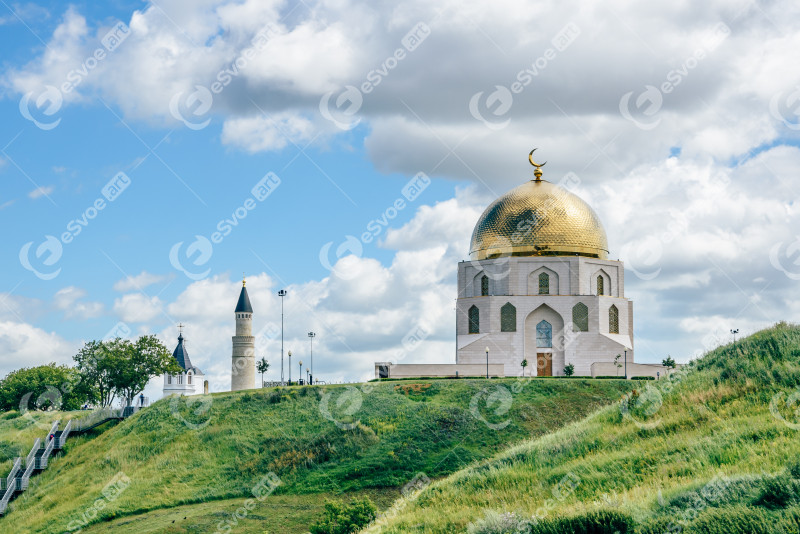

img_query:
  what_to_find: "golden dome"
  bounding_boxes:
[469,177,609,260]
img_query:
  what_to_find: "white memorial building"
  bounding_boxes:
[374,151,681,380]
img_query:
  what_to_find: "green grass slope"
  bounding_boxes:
[1,377,632,533]
[368,323,800,533]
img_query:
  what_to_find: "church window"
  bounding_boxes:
[188,372,193,385]
[609,305,619,334]
[539,273,550,295]
[468,305,480,334]
[597,275,604,296]
[500,303,516,332]
[572,303,589,332]
[481,275,489,296]
[536,320,552,348]
[177,375,183,385]
[167,375,172,385]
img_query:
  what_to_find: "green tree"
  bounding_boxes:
[564,363,575,377]
[257,357,270,387]
[111,335,181,406]
[613,354,623,376]
[521,359,528,377]
[662,355,676,375]
[310,497,377,534]
[0,363,85,412]
[73,340,119,407]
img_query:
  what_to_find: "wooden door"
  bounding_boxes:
[537,353,552,377]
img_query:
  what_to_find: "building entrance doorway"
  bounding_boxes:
[537,352,552,377]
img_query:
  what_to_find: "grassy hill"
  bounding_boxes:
[368,322,800,533]
[0,377,632,533]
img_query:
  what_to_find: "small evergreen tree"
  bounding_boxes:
[257,358,270,387]
[521,359,528,377]
[564,363,575,377]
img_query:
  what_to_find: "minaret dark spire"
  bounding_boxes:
[235,279,253,313]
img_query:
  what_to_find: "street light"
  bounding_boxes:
[485,347,490,379]
[731,328,739,346]
[308,331,316,385]
[299,360,303,385]
[288,350,292,385]
[278,289,287,385]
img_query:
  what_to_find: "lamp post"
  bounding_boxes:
[731,328,739,347]
[288,350,292,385]
[299,360,303,385]
[485,347,490,379]
[278,289,287,385]
[624,349,628,380]
[306,368,310,385]
[308,331,316,385]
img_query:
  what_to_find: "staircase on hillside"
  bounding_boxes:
[0,399,149,516]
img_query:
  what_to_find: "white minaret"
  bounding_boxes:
[231,277,256,391]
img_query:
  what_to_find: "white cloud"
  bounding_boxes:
[113,293,165,323]
[53,286,104,319]
[113,271,169,292]
[221,112,317,152]
[28,185,54,199]
[0,321,76,376]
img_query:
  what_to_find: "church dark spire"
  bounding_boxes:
[172,331,196,371]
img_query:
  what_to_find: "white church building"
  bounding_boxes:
[377,151,674,379]
[163,328,206,396]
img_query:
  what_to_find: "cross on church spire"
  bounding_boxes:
[177,323,185,335]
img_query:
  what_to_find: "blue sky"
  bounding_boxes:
[1,0,800,400]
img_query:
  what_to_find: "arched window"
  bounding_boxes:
[177,375,183,385]
[539,273,550,295]
[572,303,589,332]
[500,303,516,332]
[597,275,604,296]
[188,372,193,385]
[481,275,489,296]
[468,305,480,334]
[536,320,552,348]
[609,305,619,334]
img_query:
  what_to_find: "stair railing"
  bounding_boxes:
[0,458,21,514]
[18,439,40,491]
[74,407,124,433]
[58,419,73,448]
[36,434,56,470]
[46,420,59,441]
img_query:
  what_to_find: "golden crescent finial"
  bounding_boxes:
[528,149,546,181]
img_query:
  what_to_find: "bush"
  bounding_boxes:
[532,510,634,534]
[631,376,655,381]
[754,474,800,510]
[788,461,800,480]
[688,505,773,534]
[309,497,376,534]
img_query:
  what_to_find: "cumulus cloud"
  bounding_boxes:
[0,321,76,374]
[53,286,104,319]
[113,293,165,323]
[113,271,169,292]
